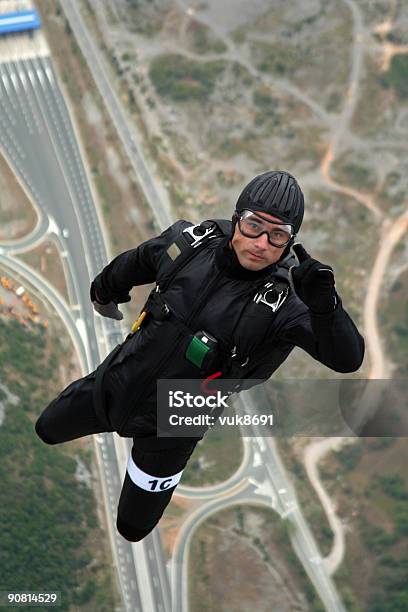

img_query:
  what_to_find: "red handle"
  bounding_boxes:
[200,371,222,396]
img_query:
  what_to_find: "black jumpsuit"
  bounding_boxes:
[35,219,365,541]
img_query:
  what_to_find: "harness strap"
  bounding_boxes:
[159,220,227,293]
[142,289,234,367]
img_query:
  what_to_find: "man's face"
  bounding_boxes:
[230,210,287,270]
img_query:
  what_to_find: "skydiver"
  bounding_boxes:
[35,171,364,541]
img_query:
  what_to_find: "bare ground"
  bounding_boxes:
[0,151,38,240]
[17,237,71,304]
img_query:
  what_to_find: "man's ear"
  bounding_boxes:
[230,212,239,241]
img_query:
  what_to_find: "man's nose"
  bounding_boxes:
[252,232,269,249]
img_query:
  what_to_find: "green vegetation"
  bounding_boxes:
[359,521,397,553]
[385,30,405,45]
[377,474,408,500]
[149,54,225,102]
[393,299,408,358]
[0,316,116,611]
[231,29,246,45]
[189,21,227,55]
[254,42,299,76]
[326,90,342,112]
[331,439,408,611]
[332,158,377,192]
[288,10,323,34]
[252,87,280,126]
[215,129,261,161]
[380,187,407,215]
[369,437,396,451]
[382,54,408,99]
[366,549,408,611]
[125,0,168,38]
[231,61,253,86]
[182,427,243,486]
[344,163,376,189]
[334,440,363,471]
[381,264,408,378]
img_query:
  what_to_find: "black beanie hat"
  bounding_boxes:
[234,170,304,234]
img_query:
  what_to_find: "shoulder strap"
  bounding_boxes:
[225,260,293,376]
[158,219,229,292]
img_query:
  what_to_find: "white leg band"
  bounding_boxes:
[127,454,183,493]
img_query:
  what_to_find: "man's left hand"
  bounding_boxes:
[290,244,337,314]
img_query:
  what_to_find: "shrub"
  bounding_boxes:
[149,54,225,102]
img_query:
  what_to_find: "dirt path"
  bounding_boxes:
[303,437,347,575]
[363,210,408,378]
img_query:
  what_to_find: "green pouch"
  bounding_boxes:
[185,330,219,370]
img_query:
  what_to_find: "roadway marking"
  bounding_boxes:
[45,66,54,84]
[36,68,44,86]
[253,450,262,467]
[2,73,10,93]
[10,72,19,92]
[19,71,27,91]
[281,504,297,518]
[248,477,276,505]
[256,437,266,451]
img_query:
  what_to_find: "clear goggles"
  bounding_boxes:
[237,209,295,248]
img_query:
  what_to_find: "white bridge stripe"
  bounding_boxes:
[127,454,183,492]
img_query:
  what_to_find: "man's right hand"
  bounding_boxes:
[93,300,124,321]
[90,281,130,321]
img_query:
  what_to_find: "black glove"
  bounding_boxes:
[290,244,337,314]
[93,300,124,321]
[90,280,131,321]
